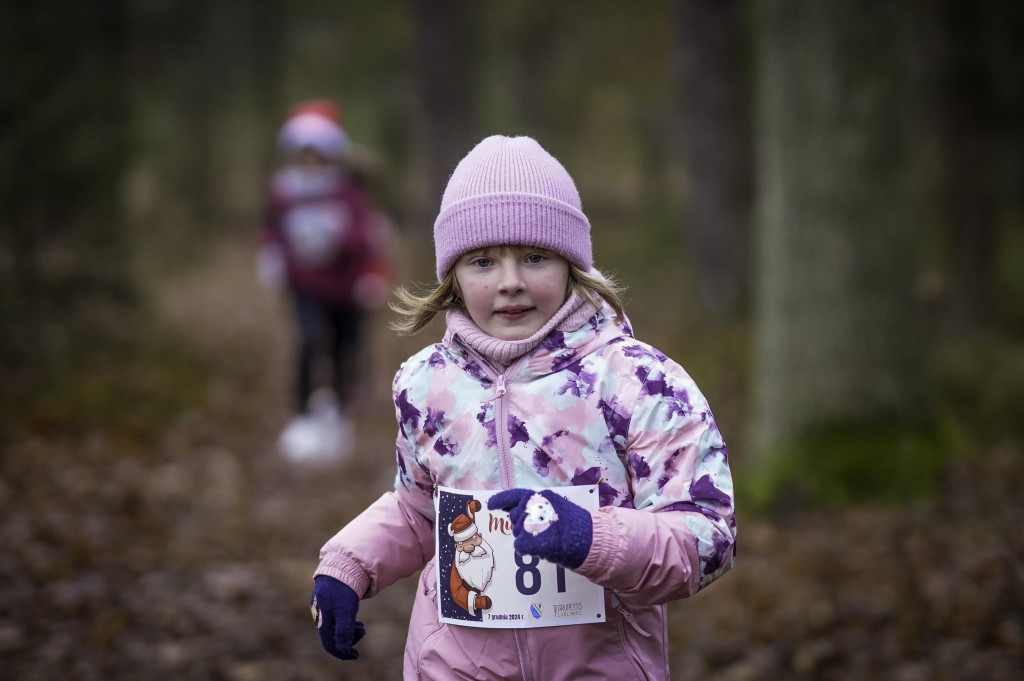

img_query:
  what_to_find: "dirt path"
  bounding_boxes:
[1,237,417,680]
[146,237,423,680]
[1,238,1022,680]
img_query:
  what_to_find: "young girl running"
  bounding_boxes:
[310,135,736,680]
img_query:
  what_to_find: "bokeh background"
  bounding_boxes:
[2,1,1023,679]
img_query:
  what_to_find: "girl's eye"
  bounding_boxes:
[472,258,492,268]
[525,253,545,264]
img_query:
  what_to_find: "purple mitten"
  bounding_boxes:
[488,488,593,569]
[311,575,366,660]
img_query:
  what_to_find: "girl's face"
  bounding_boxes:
[453,245,570,341]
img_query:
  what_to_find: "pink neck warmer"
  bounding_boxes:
[446,292,597,369]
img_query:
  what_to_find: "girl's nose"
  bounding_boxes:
[497,260,525,293]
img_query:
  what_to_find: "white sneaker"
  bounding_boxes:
[278,389,353,463]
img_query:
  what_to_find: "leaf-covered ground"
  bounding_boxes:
[1,240,1021,680]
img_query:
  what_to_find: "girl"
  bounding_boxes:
[310,135,736,680]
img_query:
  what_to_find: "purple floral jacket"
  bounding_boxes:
[316,306,736,680]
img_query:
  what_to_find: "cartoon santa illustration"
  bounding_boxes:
[448,499,494,616]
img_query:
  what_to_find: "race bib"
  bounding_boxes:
[434,486,605,629]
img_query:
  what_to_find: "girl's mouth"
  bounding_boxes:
[495,306,532,318]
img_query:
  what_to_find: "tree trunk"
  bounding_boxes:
[752,2,929,455]
[0,0,132,364]
[408,0,478,257]
[931,0,997,330]
[671,0,752,319]
[249,0,288,186]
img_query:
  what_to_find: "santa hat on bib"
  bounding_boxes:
[448,499,482,542]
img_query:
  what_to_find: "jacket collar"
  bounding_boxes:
[443,304,633,380]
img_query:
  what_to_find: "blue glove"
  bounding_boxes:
[311,575,365,660]
[488,488,593,569]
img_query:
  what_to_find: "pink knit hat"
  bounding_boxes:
[433,135,592,280]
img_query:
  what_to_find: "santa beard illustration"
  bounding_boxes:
[450,537,495,616]
[446,498,494,616]
[457,540,494,593]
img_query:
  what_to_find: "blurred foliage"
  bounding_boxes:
[1,2,133,370]
[934,332,1024,449]
[1,308,211,443]
[741,324,1024,513]
[2,0,1023,516]
[994,210,1024,331]
[740,424,949,513]
[1,4,1024,678]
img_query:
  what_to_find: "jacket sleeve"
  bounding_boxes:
[575,356,736,606]
[314,363,437,597]
[314,489,434,598]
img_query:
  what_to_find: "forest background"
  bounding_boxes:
[2,1,1023,679]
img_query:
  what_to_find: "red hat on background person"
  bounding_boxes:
[288,98,344,124]
[279,98,349,160]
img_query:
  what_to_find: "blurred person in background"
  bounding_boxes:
[258,100,391,462]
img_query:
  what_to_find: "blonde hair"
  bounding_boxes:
[389,263,626,336]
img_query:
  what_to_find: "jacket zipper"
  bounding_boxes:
[494,370,516,489]
[487,355,534,680]
[454,338,527,488]
[456,339,534,680]
[610,593,652,637]
[610,593,652,681]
